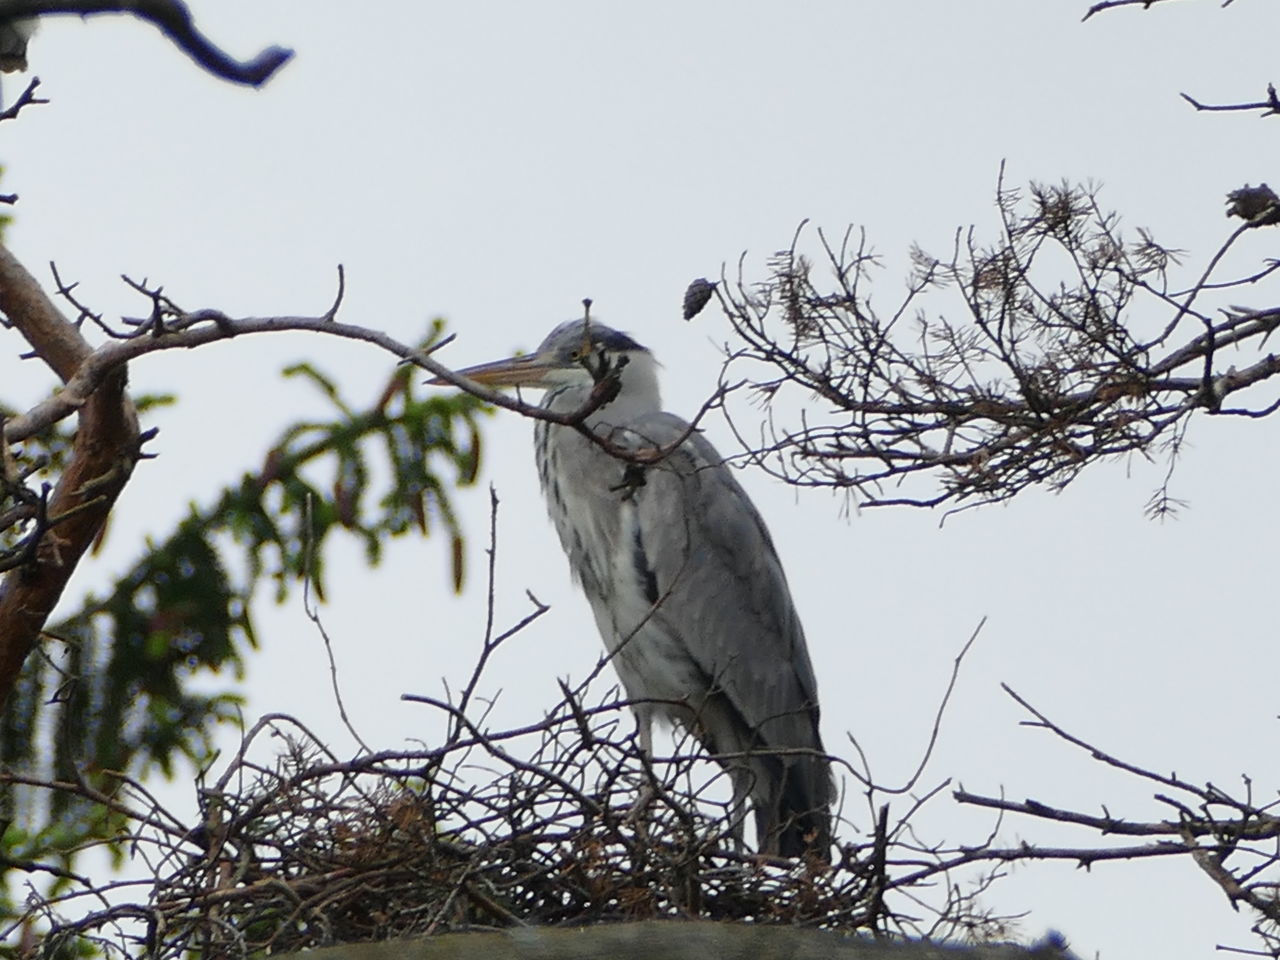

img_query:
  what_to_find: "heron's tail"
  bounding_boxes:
[692,694,833,860]
[757,746,834,861]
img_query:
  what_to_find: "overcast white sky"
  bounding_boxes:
[6,2,1279,957]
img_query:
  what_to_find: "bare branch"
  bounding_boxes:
[0,0,292,87]
[6,685,1038,957]
[0,72,45,121]
[0,242,138,710]
[1182,83,1280,118]
[710,178,1280,513]
[956,686,1280,954]
[1083,0,1235,22]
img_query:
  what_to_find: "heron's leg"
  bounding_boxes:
[636,709,654,757]
[725,770,750,855]
[625,709,658,838]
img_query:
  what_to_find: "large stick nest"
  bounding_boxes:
[24,689,1008,960]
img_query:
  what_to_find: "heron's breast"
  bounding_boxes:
[537,423,705,702]
[590,501,701,702]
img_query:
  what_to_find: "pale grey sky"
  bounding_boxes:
[6,3,1278,957]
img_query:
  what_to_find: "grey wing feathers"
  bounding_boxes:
[621,412,831,855]
[624,412,820,734]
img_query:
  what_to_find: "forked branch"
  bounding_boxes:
[710,176,1280,516]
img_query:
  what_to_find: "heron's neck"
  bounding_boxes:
[543,351,662,428]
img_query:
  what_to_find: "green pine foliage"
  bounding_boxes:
[0,166,11,242]
[0,329,486,911]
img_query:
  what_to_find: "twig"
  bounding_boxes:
[0,73,46,121]
[1182,83,1280,117]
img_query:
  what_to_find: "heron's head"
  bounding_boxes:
[431,318,654,394]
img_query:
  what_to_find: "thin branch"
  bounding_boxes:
[1182,83,1280,117]
[709,178,1280,515]
[0,73,46,121]
[1082,0,1231,21]
[954,792,1280,842]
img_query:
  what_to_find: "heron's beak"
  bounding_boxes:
[427,351,556,389]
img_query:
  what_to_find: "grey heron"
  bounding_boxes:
[436,317,832,859]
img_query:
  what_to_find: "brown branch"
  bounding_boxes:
[0,243,138,711]
[4,304,454,443]
[0,0,292,87]
[1,244,89,376]
[10,688,1032,956]
[1,299,645,451]
[0,768,186,838]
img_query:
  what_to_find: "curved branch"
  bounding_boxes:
[1082,0,1233,22]
[0,245,138,711]
[0,243,88,376]
[6,293,732,475]
[4,309,456,442]
[0,0,292,87]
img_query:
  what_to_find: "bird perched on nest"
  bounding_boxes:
[433,315,832,859]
